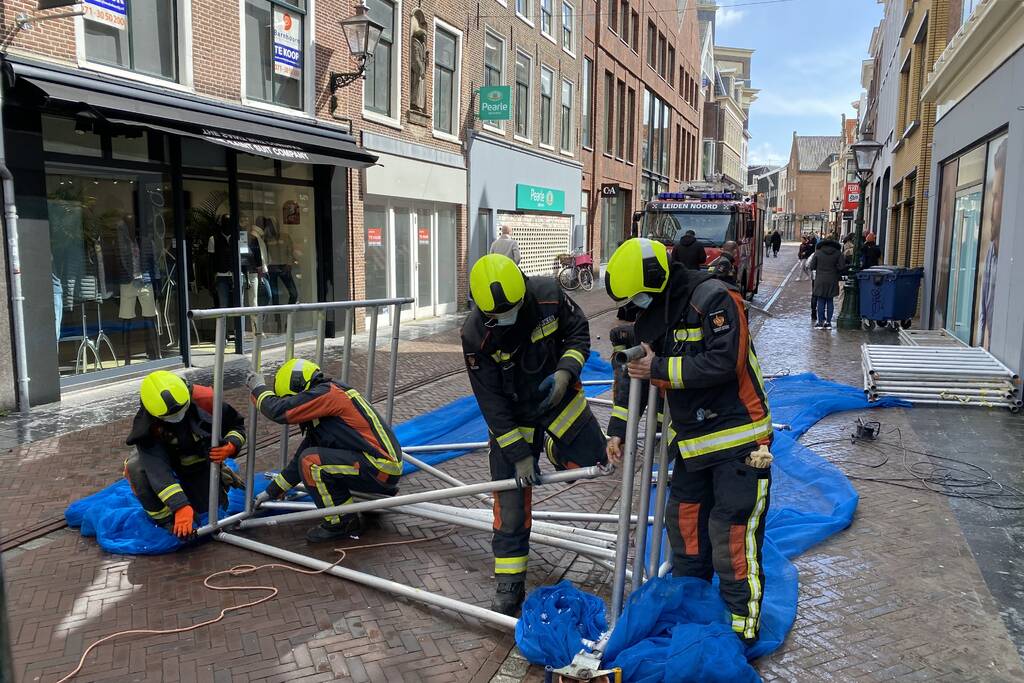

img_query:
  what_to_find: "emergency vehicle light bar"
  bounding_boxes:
[656,191,740,201]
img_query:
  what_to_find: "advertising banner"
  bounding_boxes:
[367,227,383,247]
[273,7,303,80]
[843,181,861,212]
[82,0,126,30]
[478,86,512,121]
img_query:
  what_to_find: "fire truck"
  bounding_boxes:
[633,185,766,299]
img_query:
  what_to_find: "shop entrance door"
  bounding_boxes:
[414,205,435,318]
[945,187,983,344]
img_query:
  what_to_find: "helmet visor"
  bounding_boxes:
[161,404,189,423]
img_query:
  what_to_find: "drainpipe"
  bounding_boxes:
[0,80,32,410]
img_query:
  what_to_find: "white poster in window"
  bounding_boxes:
[83,0,127,30]
[273,7,303,80]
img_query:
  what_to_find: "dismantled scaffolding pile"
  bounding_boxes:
[862,342,1022,411]
[186,296,662,648]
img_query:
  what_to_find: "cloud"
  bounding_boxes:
[717,7,746,28]
[748,142,787,167]
[754,91,859,118]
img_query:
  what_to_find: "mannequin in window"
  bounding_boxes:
[207,215,236,312]
[263,216,298,306]
[116,209,161,364]
[246,217,272,308]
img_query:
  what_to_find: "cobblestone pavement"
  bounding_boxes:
[5,248,1024,682]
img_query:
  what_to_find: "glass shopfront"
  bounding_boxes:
[36,112,334,381]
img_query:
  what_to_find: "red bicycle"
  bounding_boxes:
[556,248,595,291]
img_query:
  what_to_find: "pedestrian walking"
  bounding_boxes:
[796,236,813,281]
[490,225,521,264]
[763,232,772,258]
[673,230,707,270]
[604,238,773,647]
[770,230,782,258]
[807,237,845,329]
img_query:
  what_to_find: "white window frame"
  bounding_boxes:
[561,1,575,57]
[74,0,195,91]
[362,0,404,130]
[539,65,555,149]
[238,0,317,118]
[514,49,533,142]
[560,78,574,156]
[431,18,463,142]
[516,0,534,26]
[539,0,554,40]
[483,29,506,135]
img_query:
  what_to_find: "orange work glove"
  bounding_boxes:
[209,439,239,463]
[172,505,195,538]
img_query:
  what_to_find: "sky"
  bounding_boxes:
[713,0,883,168]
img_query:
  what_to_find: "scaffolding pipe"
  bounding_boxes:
[342,308,354,384]
[238,466,606,529]
[530,511,654,524]
[207,316,226,527]
[243,315,264,516]
[401,452,492,503]
[217,532,518,630]
[414,503,616,544]
[403,442,490,453]
[631,384,659,586]
[581,379,613,386]
[187,296,415,319]
[647,417,672,578]
[385,302,402,422]
[314,309,327,365]
[588,397,614,407]
[611,344,646,623]
[432,506,618,541]
[365,306,379,399]
[279,312,295,470]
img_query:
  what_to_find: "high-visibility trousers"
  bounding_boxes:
[124,451,223,524]
[294,446,401,524]
[489,405,606,580]
[665,452,772,643]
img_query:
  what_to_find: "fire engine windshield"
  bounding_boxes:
[645,210,735,245]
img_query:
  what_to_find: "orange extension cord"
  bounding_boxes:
[54,529,454,683]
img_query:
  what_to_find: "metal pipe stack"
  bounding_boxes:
[862,344,1022,411]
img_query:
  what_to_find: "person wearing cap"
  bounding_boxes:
[604,237,773,646]
[247,358,403,543]
[860,232,882,269]
[461,253,607,615]
[124,370,247,538]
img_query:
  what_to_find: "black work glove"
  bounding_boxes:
[514,456,539,488]
[538,369,572,413]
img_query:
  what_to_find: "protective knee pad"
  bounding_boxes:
[493,489,529,533]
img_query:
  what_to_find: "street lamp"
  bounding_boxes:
[330,2,385,115]
[831,199,842,234]
[837,137,883,329]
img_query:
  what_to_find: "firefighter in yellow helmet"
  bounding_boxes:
[124,371,247,538]
[461,253,607,615]
[604,237,773,646]
[247,358,403,543]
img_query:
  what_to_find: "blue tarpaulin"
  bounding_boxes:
[515,374,910,681]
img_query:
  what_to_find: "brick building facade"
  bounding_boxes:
[778,133,842,238]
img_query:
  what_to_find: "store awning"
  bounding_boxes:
[3,57,377,169]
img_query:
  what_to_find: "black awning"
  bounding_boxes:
[4,56,377,169]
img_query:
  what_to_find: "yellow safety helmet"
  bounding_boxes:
[140,371,191,423]
[274,358,322,396]
[604,238,670,302]
[469,254,527,315]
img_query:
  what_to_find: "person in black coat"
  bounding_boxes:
[861,233,882,269]
[807,239,846,329]
[673,230,707,270]
[770,230,782,257]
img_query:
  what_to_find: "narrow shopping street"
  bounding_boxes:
[1,246,1021,682]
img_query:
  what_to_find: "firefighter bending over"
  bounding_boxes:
[461,254,608,616]
[605,238,773,646]
[248,359,403,543]
[125,371,247,538]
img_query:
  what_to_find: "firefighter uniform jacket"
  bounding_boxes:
[608,265,771,471]
[252,378,404,497]
[461,277,591,466]
[125,385,247,514]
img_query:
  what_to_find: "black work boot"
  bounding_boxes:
[305,513,363,543]
[492,578,526,616]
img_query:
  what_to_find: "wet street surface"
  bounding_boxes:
[3,246,1023,682]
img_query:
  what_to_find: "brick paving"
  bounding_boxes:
[4,250,1024,682]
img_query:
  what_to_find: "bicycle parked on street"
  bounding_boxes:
[556,248,595,291]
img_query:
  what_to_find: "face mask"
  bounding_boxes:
[490,309,519,326]
[631,292,653,310]
[162,406,188,424]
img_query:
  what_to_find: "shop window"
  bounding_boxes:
[365,0,397,117]
[515,51,532,139]
[83,0,179,81]
[48,171,176,376]
[437,207,457,308]
[433,24,461,137]
[581,57,593,149]
[182,138,227,171]
[560,79,573,153]
[974,134,1007,348]
[245,0,306,110]
[540,67,554,146]
[540,0,553,36]
[562,1,574,52]
[42,115,102,157]
[364,205,389,300]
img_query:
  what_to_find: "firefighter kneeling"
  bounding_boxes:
[462,254,607,616]
[247,358,403,543]
[605,238,773,645]
[125,371,247,538]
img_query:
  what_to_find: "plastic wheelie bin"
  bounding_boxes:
[855,266,924,330]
